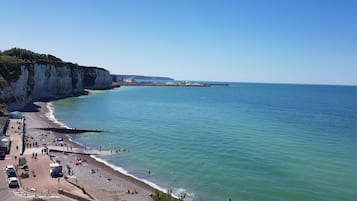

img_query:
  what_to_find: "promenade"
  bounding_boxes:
[7,118,24,157]
[0,116,94,201]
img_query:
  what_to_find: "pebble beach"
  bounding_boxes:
[20,101,157,201]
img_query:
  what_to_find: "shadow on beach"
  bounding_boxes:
[18,102,42,112]
[17,92,90,113]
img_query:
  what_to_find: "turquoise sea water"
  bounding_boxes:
[50,83,357,201]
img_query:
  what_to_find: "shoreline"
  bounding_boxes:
[44,102,170,194]
[22,101,166,200]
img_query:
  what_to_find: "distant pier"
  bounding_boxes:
[112,81,229,87]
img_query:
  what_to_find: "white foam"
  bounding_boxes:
[172,188,196,201]
[45,103,71,129]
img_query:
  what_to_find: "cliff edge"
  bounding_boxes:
[0,48,112,111]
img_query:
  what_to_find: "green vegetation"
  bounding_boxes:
[1,48,62,62]
[0,47,66,88]
[0,54,24,63]
[0,54,23,88]
[151,190,186,201]
[0,104,7,116]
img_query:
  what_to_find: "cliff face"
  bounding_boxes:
[0,63,112,111]
[83,67,112,89]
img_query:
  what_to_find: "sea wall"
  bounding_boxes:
[0,63,112,110]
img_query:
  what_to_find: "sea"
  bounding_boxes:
[48,83,357,201]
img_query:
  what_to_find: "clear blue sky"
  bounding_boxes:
[1,0,356,85]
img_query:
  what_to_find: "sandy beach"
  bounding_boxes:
[19,101,157,201]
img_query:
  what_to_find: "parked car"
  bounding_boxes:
[8,177,19,188]
[5,165,15,171]
[20,171,29,178]
[5,165,16,177]
[50,163,63,178]
[6,168,16,177]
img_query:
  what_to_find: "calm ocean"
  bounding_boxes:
[50,83,357,201]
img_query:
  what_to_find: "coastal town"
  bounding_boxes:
[1,0,356,200]
[0,102,159,201]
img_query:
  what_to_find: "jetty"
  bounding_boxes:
[112,81,229,87]
[37,127,104,134]
[47,146,111,155]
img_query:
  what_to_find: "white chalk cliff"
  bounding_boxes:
[0,63,112,110]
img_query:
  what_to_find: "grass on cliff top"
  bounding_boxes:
[0,48,61,108]
[0,104,7,116]
[0,54,25,64]
[0,55,24,88]
[1,48,62,63]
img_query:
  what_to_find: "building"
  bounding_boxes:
[0,117,9,135]
[0,135,10,154]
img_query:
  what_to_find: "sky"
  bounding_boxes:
[0,0,356,85]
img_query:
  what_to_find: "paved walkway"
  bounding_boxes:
[6,119,24,156]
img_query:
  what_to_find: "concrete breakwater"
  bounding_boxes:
[38,127,104,134]
[113,81,229,87]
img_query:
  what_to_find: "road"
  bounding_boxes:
[0,158,28,201]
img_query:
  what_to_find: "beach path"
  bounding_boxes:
[7,118,24,156]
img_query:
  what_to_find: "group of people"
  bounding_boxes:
[127,189,138,195]
[32,152,38,159]
[110,148,129,154]
[25,141,38,148]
